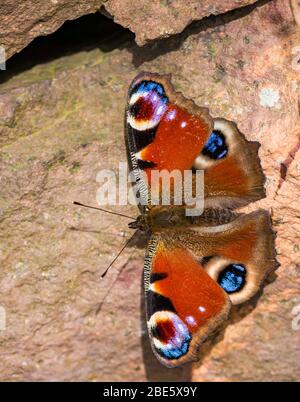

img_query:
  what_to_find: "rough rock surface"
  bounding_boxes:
[0,0,106,59]
[1,0,258,59]
[105,0,258,45]
[0,0,300,381]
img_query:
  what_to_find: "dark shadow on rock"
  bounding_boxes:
[129,0,273,67]
[0,12,134,84]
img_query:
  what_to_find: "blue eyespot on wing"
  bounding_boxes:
[217,264,247,294]
[149,311,191,360]
[202,130,228,160]
[127,80,168,132]
[130,81,168,100]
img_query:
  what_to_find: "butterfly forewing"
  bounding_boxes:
[125,73,266,210]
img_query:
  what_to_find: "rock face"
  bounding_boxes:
[0,0,106,59]
[105,0,258,45]
[0,0,300,382]
[1,0,258,59]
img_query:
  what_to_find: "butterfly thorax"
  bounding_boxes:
[128,206,238,232]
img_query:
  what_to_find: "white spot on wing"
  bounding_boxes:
[185,315,197,326]
[166,110,176,121]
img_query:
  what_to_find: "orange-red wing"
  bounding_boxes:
[144,211,277,367]
[138,103,210,175]
[198,120,265,208]
[145,240,230,367]
[125,73,265,209]
[125,72,212,207]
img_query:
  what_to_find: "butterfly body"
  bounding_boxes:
[129,206,238,233]
[124,73,278,368]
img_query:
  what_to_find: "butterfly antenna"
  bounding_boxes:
[96,231,137,314]
[73,201,135,220]
[101,231,136,278]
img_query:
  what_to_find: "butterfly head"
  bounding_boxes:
[128,206,153,231]
[128,214,148,231]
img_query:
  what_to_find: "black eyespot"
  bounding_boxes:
[137,159,156,170]
[129,102,141,117]
[150,273,167,283]
[202,130,228,160]
[218,264,247,294]
[146,291,176,317]
[200,256,214,266]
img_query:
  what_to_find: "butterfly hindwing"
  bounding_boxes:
[186,210,278,305]
[145,210,277,367]
[145,238,231,367]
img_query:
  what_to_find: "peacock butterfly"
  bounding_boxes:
[124,72,278,368]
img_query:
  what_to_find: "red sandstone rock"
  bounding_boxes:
[105,0,258,45]
[0,0,106,59]
[0,0,299,382]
